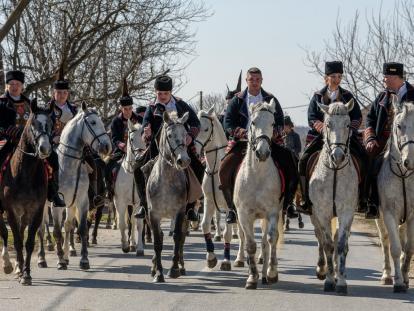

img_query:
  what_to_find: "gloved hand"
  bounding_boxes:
[117,142,126,152]
[233,127,247,139]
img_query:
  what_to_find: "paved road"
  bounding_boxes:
[0,216,413,311]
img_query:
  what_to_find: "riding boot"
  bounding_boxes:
[133,168,148,219]
[222,187,237,224]
[365,176,379,219]
[297,176,312,215]
[48,171,66,207]
[283,181,299,219]
[185,201,199,222]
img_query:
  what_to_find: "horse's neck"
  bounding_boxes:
[11,134,40,177]
[122,143,134,173]
[204,129,227,171]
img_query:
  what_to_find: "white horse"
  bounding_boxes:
[147,111,191,282]
[234,100,284,289]
[309,100,358,295]
[195,107,245,271]
[52,102,111,270]
[113,120,145,256]
[376,96,414,293]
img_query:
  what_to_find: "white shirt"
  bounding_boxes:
[397,82,407,103]
[157,97,177,113]
[246,90,263,130]
[327,88,338,102]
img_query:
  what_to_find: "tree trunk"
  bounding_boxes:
[0,49,4,93]
[0,0,31,43]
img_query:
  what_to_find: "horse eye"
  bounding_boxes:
[397,124,401,130]
[251,121,255,126]
[91,121,96,126]
[204,128,209,132]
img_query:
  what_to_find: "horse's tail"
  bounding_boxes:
[331,217,338,238]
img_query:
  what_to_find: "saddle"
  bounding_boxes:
[306,151,361,184]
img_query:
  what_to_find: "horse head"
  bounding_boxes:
[127,119,146,165]
[79,101,112,159]
[195,106,215,156]
[161,111,191,170]
[391,95,414,170]
[248,99,276,162]
[28,98,53,159]
[318,99,354,167]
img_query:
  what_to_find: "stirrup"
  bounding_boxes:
[365,203,379,219]
[226,210,237,224]
[296,202,312,216]
[186,207,199,222]
[134,206,147,219]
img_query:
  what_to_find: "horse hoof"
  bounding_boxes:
[145,237,152,244]
[336,285,348,295]
[151,270,156,277]
[220,261,231,271]
[47,244,55,252]
[75,237,81,243]
[69,250,77,257]
[213,235,221,242]
[136,250,145,257]
[207,257,218,269]
[20,276,32,286]
[284,226,290,231]
[257,257,264,265]
[3,265,13,274]
[393,284,407,293]
[80,261,90,270]
[64,259,69,265]
[232,234,239,239]
[38,261,48,268]
[153,274,165,283]
[299,222,304,229]
[267,275,279,284]
[245,281,257,290]
[168,231,173,237]
[168,268,181,279]
[262,277,268,285]
[122,247,130,253]
[91,238,97,245]
[180,268,186,276]
[380,277,393,285]
[112,225,117,230]
[404,281,409,289]
[234,260,245,268]
[129,245,137,253]
[324,281,336,292]
[316,272,326,280]
[57,263,67,270]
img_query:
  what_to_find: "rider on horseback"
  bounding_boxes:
[105,79,141,200]
[134,75,204,222]
[364,62,414,219]
[219,67,299,224]
[297,61,367,216]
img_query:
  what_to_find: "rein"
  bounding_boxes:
[17,114,51,158]
[248,108,274,151]
[156,122,187,168]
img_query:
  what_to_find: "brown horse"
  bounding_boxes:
[0,99,53,285]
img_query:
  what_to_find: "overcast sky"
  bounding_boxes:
[176,0,397,126]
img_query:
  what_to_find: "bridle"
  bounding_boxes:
[124,127,145,172]
[58,111,109,160]
[17,112,52,158]
[322,121,351,170]
[157,122,187,167]
[195,116,227,155]
[248,108,274,151]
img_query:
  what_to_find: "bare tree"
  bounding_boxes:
[0,0,30,42]
[303,0,414,109]
[189,92,227,115]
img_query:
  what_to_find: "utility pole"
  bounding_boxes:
[199,91,203,111]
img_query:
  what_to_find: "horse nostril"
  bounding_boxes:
[177,159,183,166]
[404,159,410,168]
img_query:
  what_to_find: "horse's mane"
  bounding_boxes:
[327,102,348,115]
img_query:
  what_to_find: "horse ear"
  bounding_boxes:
[345,98,354,112]
[391,94,402,113]
[81,101,87,111]
[318,102,329,114]
[163,111,172,124]
[207,106,215,115]
[30,98,38,113]
[268,98,276,112]
[180,112,189,124]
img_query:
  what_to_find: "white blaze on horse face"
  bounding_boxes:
[324,114,350,166]
[395,103,414,170]
[35,114,52,159]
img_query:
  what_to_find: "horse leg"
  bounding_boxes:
[267,210,281,284]
[115,201,129,253]
[320,218,336,292]
[298,213,304,229]
[401,220,413,289]
[145,219,152,243]
[129,206,137,253]
[239,215,258,289]
[383,210,406,292]
[78,207,90,270]
[311,214,326,280]
[214,209,222,241]
[232,223,239,239]
[260,219,270,284]
[7,211,24,278]
[169,218,174,237]
[37,223,47,268]
[335,215,352,295]
[257,219,267,265]
[92,204,103,245]
[0,215,13,274]
[150,215,164,282]
[179,217,189,275]
[52,205,66,269]
[136,217,144,256]
[201,197,217,268]
[21,206,44,285]
[375,217,393,285]
[168,211,185,279]
[220,220,232,271]
[63,208,76,262]
[234,222,245,267]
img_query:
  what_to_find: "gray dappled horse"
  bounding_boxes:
[376,95,414,293]
[147,111,191,282]
[53,102,111,270]
[0,99,53,285]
